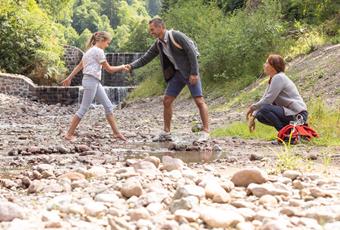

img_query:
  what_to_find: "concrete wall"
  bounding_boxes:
[0,73,133,105]
[0,73,79,105]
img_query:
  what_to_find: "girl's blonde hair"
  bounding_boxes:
[86,31,111,49]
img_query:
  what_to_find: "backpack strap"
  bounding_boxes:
[168,29,182,50]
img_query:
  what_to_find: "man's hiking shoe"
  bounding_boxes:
[197,131,209,142]
[152,131,172,142]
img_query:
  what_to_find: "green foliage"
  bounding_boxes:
[0,0,66,84]
[281,0,339,25]
[204,0,246,14]
[146,0,162,16]
[76,29,92,51]
[163,0,284,84]
[308,99,340,146]
[127,59,165,100]
[36,0,75,24]
[72,0,113,34]
[275,144,305,173]
[119,19,153,52]
[111,0,151,51]
[211,121,276,140]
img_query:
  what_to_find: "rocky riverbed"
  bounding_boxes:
[0,93,339,229]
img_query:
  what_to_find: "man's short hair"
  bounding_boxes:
[149,18,165,27]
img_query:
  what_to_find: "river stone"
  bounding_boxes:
[292,180,305,190]
[282,170,301,180]
[58,172,85,181]
[41,210,62,228]
[213,191,231,203]
[27,180,43,194]
[309,187,332,198]
[0,179,17,189]
[35,164,54,172]
[75,144,91,152]
[87,166,106,178]
[173,185,205,200]
[305,205,340,223]
[84,202,107,217]
[205,180,227,198]
[259,220,288,230]
[66,203,85,215]
[259,195,278,207]
[161,156,184,171]
[324,222,340,230]
[231,200,256,209]
[144,156,160,168]
[198,206,244,228]
[221,180,235,192]
[121,178,143,198]
[94,193,120,203]
[170,196,199,213]
[146,202,163,215]
[0,201,25,221]
[255,209,280,222]
[128,208,150,221]
[204,180,231,203]
[237,208,256,221]
[231,168,268,187]
[237,222,255,230]
[174,209,200,222]
[109,217,134,230]
[247,183,290,197]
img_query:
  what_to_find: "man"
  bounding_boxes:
[127,18,209,141]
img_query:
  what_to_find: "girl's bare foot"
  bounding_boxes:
[114,133,127,141]
[64,134,77,142]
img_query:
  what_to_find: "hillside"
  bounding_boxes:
[214,44,340,111]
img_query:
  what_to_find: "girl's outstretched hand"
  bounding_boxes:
[122,64,131,73]
[61,77,72,86]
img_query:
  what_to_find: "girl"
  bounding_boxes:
[246,54,308,133]
[62,31,127,141]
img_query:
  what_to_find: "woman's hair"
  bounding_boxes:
[267,54,285,73]
[86,31,111,50]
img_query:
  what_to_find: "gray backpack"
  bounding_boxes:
[169,29,200,57]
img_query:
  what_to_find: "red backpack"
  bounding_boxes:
[277,124,319,144]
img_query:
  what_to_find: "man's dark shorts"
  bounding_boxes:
[165,71,203,97]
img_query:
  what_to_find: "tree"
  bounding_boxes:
[146,0,161,16]
[0,0,66,83]
[76,28,92,51]
[36,0,76,24]
[111,0,151,51]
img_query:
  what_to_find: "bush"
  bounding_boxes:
[164,0,285,83]
[0,0,66,85]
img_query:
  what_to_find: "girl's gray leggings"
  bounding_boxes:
[76,75,113,119]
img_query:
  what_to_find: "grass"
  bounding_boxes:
[212,77,267,112]
[211,99,340,146]
[127,75,165,100]
[274,144,305,173]
[212,121,276,140]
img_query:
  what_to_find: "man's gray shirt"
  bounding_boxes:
[130,30,199,80]
[252,72,307,116]
[160,30,179,70]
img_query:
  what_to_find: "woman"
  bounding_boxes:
[246,54,308,133]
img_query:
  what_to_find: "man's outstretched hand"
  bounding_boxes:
[124,64,132,72]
